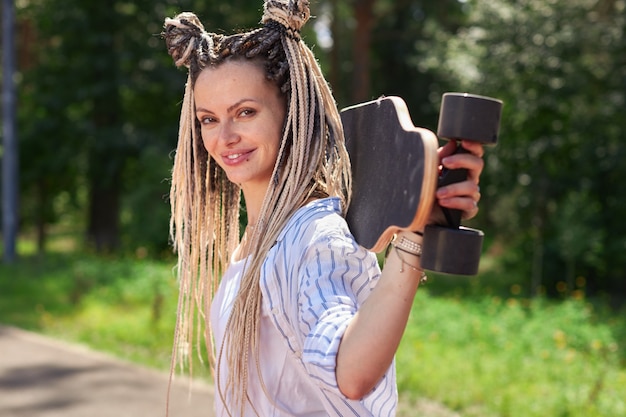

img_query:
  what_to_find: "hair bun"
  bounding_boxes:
[262,0,311,35]
[163,12,206,68]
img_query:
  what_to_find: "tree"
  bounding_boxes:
[317,0,466,119]
[369,0,466,125]
[16,0,265,255]
[423,0,626,297]
[2,0,19,262]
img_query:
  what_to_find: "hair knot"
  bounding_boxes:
[163,12,209,68]
[262,0,310,39]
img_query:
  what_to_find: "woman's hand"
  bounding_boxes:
[428,140,484,225]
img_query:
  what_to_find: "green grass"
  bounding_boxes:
[0,252,202,374]
[397,292,625,417]
[1,251,625,416]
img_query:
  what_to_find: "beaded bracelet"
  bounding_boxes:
[392,234,423,256]
[389,234,427,284]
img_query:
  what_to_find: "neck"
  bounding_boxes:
[240,182,269,229]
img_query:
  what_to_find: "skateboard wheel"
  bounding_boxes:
[421,224,484,276]
[437,93,503,144]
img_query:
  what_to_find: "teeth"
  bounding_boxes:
[227,154,242,160]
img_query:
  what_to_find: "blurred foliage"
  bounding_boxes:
[6,0,626,299]
[14,0,262,255]
[398,290,625,417]
[419,0,626,299]
[0,252,623,415]
[0,252,185,371]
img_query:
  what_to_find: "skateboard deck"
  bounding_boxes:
[341,96,439,253]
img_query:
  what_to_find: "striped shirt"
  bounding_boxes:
[259,197,398,416]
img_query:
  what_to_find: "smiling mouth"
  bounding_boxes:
[222,150,253,164]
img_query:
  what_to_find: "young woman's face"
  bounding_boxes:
[194,60,286,193]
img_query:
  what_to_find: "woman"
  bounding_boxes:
[163,1,484,416]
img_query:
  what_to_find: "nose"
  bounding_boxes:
[217,120,240,145]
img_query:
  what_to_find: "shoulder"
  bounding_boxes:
[266,197,379,297]
[262,197,379,296]
[276,197,351,249]
[263,197,378,289]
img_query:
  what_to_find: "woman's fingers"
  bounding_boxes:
[441,143,484,184]
[437,180,480,207]
[435,140,484,221]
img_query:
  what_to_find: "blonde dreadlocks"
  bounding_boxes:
[163,0,351,413]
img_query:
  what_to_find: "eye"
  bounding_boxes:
[198,115,217,125]
[238,108,256,118]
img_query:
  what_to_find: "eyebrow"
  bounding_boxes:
[195,98,259,114]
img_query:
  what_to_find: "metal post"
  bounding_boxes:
[2,0,18,262]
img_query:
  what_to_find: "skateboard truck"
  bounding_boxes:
[420,93,503,276]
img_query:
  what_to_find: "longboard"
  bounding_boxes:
[341,96,439,253]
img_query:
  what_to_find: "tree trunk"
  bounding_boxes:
[329,0,340,96]
[85,90,123,253]
[351,0,376,103]
[87,173,121,252]
[84,3,124,253]
[36,179,47,255]
[2,0,19,263]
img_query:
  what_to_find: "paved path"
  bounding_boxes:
[0,325,214,417]
[0,325,465,417]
